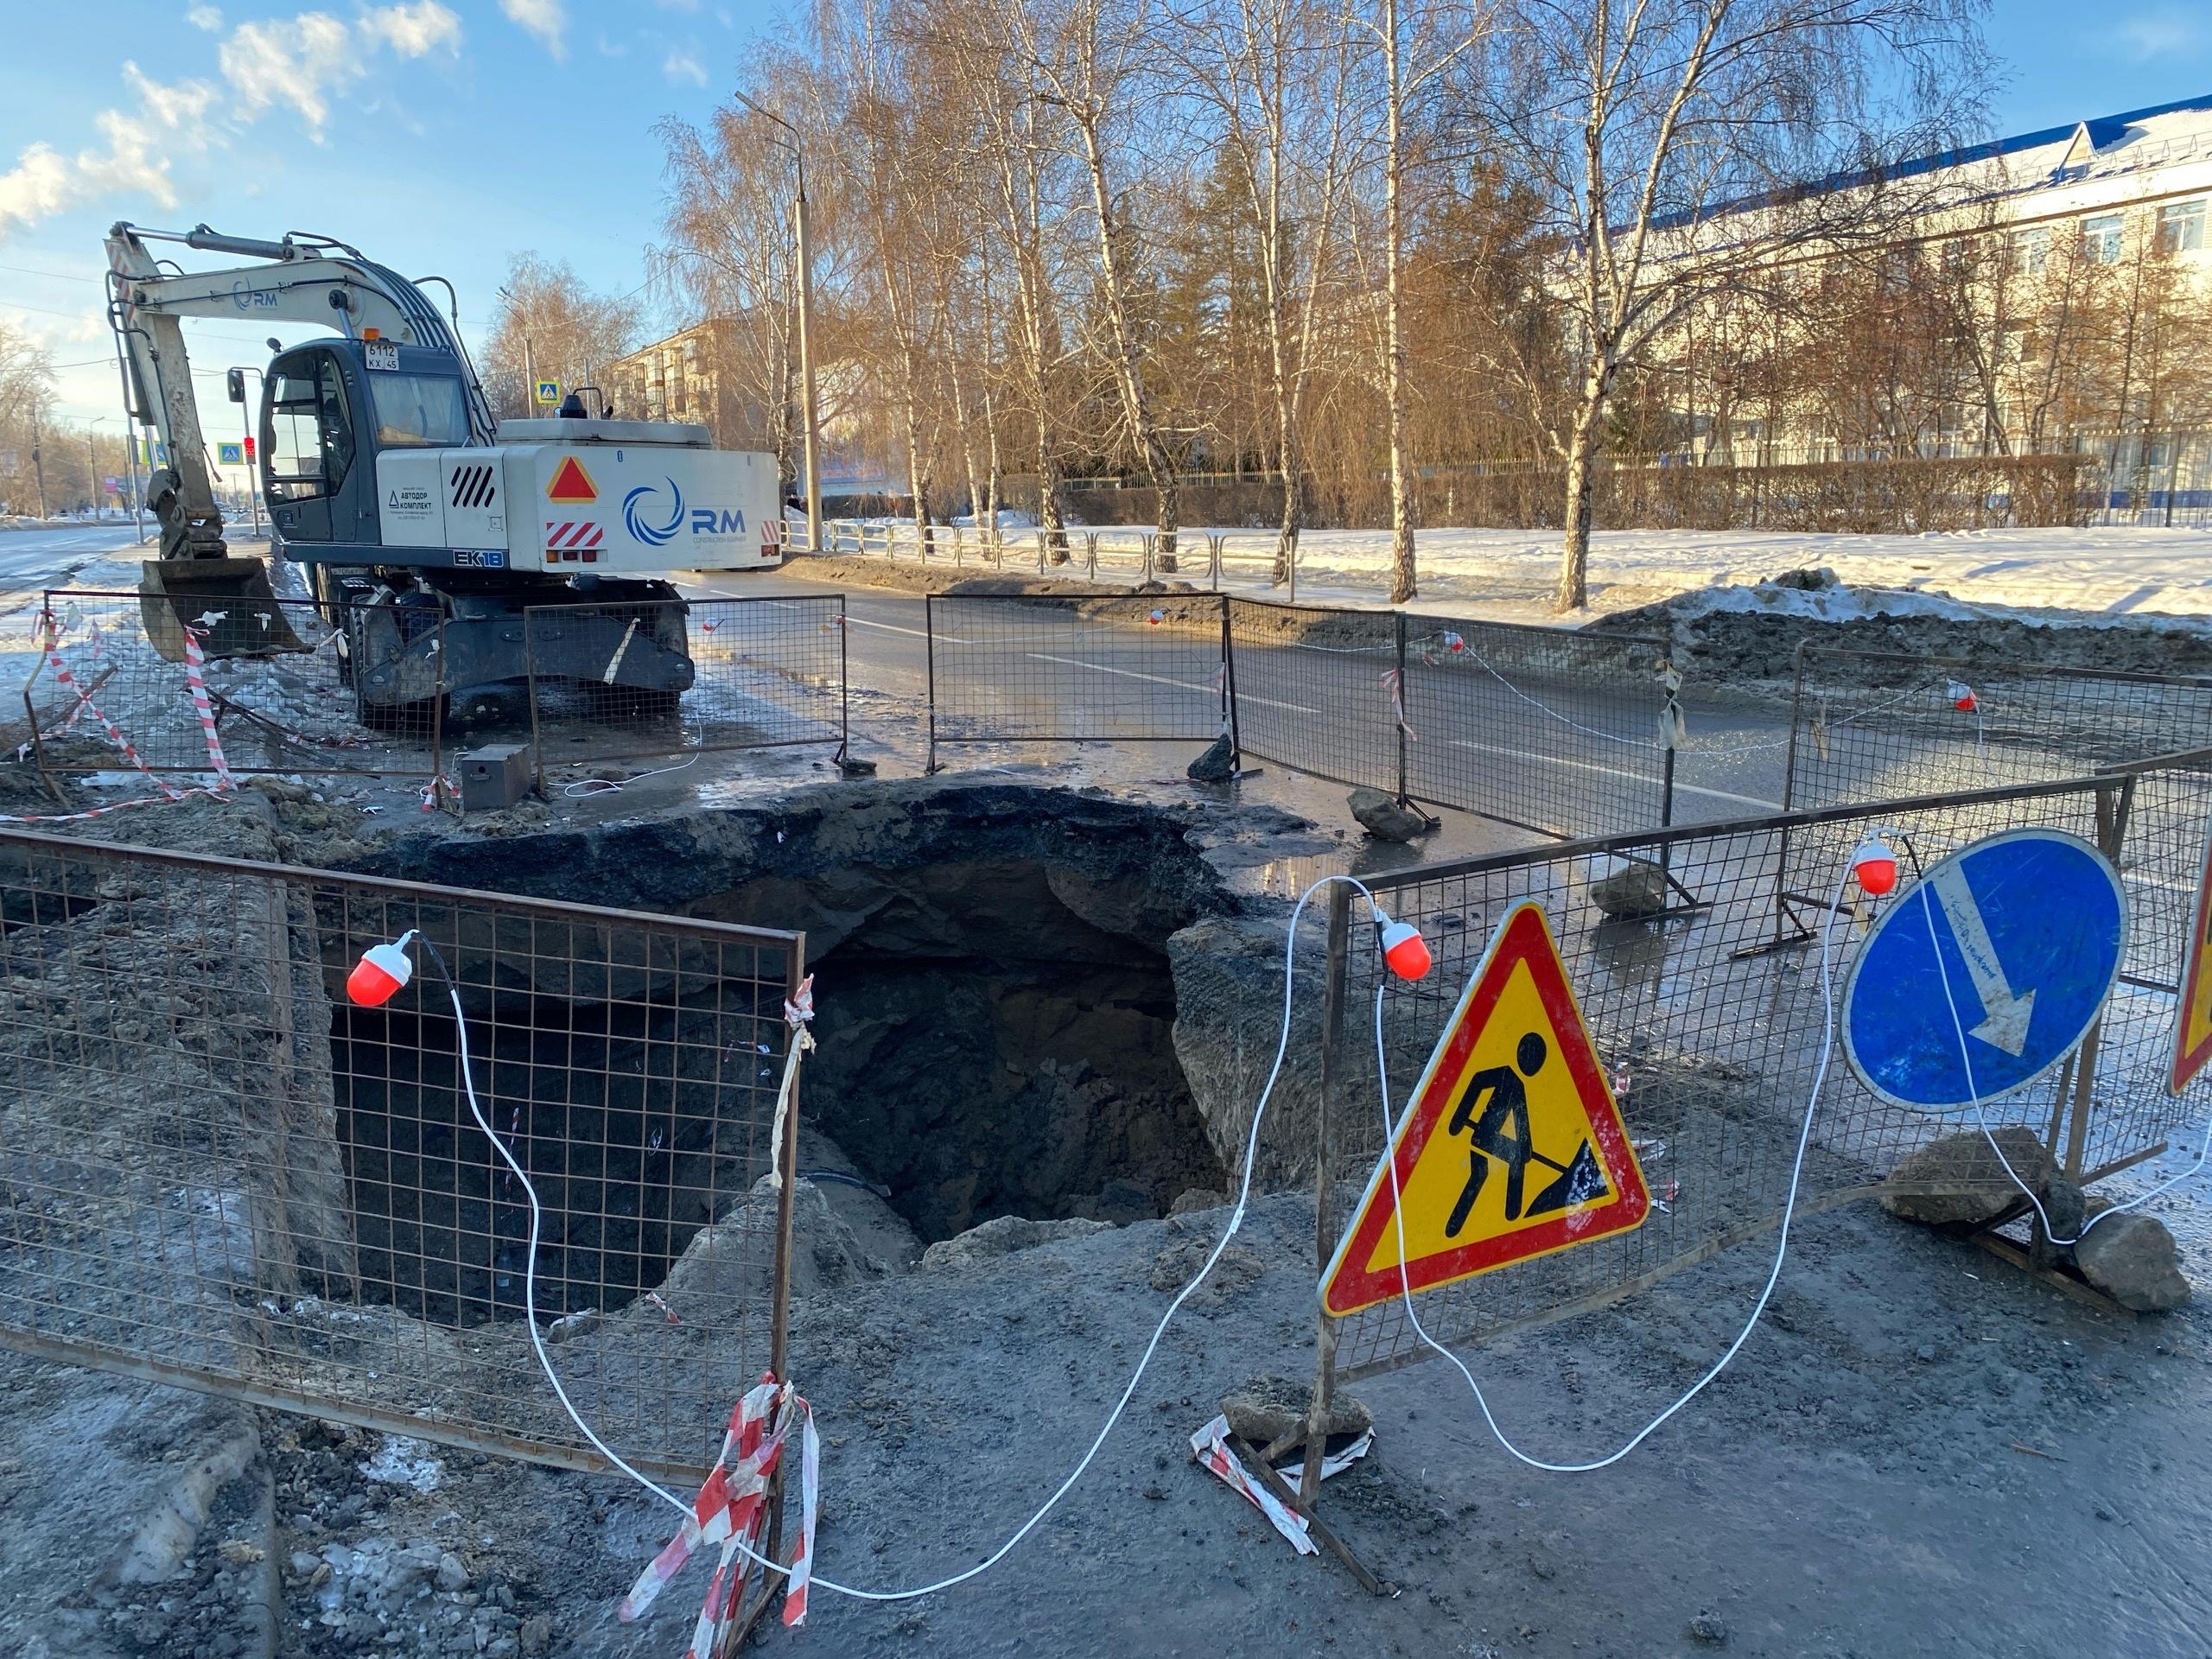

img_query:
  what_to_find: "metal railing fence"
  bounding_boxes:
[1312,764,2208,1388]
[0,831,806,1479]
[23,589,448,786]
[524,593,851,794]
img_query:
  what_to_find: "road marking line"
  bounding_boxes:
[1024,652,1319,715]
[1441,736,1783,810]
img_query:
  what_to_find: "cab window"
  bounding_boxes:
[264,358,353,502]
[368,373,468,448]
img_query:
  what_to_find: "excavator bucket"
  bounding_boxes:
[137,557,311,662]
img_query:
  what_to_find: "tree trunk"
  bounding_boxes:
[1382,0,1414,605]
[1074,107,1179,572]
[1556,373,1607,611]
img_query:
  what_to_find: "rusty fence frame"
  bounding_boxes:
[1299,760,2210,1430]
[22,588,449,789]
[523,591,853,796]
[0,830,808,1482]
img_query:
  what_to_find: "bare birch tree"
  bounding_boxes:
[1001,0,1186,569]
[1476,0,1989,609]
[1178,0,1357,582]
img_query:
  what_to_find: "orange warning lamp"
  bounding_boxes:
[1442,631,1465,653]
[346,934,416,1007]
[1850,837,1899,897]
[1375,909,1432,980]
[1946,678,1977,713]
[1148,608,1166,626]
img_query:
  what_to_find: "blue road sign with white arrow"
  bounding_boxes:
[1842,829,2127,1111]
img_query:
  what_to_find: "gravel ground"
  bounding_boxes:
[4,1187,2210,1658]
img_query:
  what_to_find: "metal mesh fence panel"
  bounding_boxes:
[24,589,446,782]
[1784,646,2212,810]
[1226,601,1402,798]
[1319,771,2209,1383]
[925,592,1229,766]
[1228,601,1672,839]
[0,832,804,1479]
[524,594,849,790]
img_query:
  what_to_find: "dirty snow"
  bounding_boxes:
[360,1435,444,1492]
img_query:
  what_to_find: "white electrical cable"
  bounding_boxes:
[410,874,1379,1605]
[561,728,703,798]
[412,934,701,1516]
[1923,885,2212,1247]
[1370,861,1853,1471]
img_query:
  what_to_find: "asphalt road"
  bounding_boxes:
[0,523,143,613]
[716,571,1799,834]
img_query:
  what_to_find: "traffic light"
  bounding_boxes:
[243,435,256,465]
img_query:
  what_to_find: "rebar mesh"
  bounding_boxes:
[925,592,1229,766]
[0,832,804,1478]
[1322,770,2210,1382]
[25,589,446,782]
[524,594,849,791]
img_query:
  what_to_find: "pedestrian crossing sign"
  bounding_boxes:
[217,442,245,466]
[536,379,561,406]
[1321,901,1649,1317]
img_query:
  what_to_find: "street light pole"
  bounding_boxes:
[228,366,264,537]
[86,419,102,518]
[733,86,823,556]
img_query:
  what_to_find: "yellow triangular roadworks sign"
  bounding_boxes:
[1322,901,1649,1318]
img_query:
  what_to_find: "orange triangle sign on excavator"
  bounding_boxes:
[547,456,597,504]
[1320,901,1649,1318]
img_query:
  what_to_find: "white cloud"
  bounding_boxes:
[186,4,223,29]
[499,0,567,58]
[0,146,78,240]
[220,13,360,131]
[663,48,709,87]
[359,1,462,56]
[2113,10,2207,61]
[0,5,469,245]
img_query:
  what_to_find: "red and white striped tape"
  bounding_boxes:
[1188,1415,1314,1555]
[37,611,182,799]
[1380,666,1416,741]
[618,1376,820,1648]
[179,623,237,788]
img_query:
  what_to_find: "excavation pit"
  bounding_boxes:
[328,786,1236,1327]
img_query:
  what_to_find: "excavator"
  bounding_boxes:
[105,222,784,719]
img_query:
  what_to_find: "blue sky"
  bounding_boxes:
[2,0,2208,428]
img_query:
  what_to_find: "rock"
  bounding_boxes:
[1185,734,1236,783]
[436,1553,470,1592]
[1169,1186,1229,1216]
[1220,1374,1373,1447]
[1688,1611,1731,1645]
[1347,787,1429,842]
[1881,1128,2050,1227]
[920,1215,1114,1270]
[2040,1179,2088,1257]
[1586,855,1669,919]
[2075,1213,2192,1312]
[1149,1238,1263,1304]
[518,1614,554,1656]
[215,1540,263,1567]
